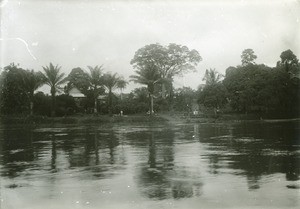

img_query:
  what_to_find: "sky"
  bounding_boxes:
[1,0,300,92]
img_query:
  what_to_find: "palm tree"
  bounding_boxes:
[103,72,127,116]
[22,70,45,115]
[42,63,66,116]
[87,65,105,113]
[130,65,161,115]
[202,68,223,86]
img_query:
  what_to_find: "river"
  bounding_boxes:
[0,120,299,209]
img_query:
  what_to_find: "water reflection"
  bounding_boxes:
[136,130,172,199]
[0,125,126,181]
[194,121,300,190]
[51,135,56,172]
[0,127,36,178]
[60,128,125,179]
[0,120,299,208]
[134,127,203,200]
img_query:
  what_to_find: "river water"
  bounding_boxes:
[0,120,299,209]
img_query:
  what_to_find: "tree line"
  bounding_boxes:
[0,63,127,116]
[0,43,299,118]
[199,49,300,118]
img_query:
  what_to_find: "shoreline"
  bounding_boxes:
[0,114,168,126]
[0,114,299,126]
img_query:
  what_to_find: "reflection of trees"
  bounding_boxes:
[170,124,204,199]
[0,124,128,181]
[233,122,300,183]
[247,175,260,190]
[148,134,156,168]
[284,153,300,181]
[95,132,99,165]
[172,181,193,199]
[137,131,171,199]
[135,127,204,200]
[50,134,57,171]
[64,127,126,179]
[207,154,221,175]
[171,168,203,199]
[136,130,173,199]
[0,127,37,178]
[199,121,300,190]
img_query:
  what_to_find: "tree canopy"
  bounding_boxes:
[130,43,202,98]
[202,68,223,86]
[66,65,105,113]
[130,65,161,115]
[279,49,299,66]
[131,43,202,78]
[241,48,257,66]
[66,67,91,95]
[42,63,66,116]
[0,47,299,119]
[103,72,127,115]
[198,68,227,110]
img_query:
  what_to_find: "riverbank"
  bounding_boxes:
[1,113,299,126]
[0,114,168,125]
[160,112,300,124]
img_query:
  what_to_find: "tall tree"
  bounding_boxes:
[198,83,228,111]
[276,50,300,116]
[202,68,223,85]
[22,70,45,115]
[130,65,161,115]
[42,63,66,116]
[241,49,257,66]
[173,87,196,112]
[0,64,46,115]
[66,66,105,113]
[278,49,300,79]
[102,72,127,116]
[0,64,28,114]
[130,43,202,99]
[132,87,149,103]
[86,65,105,113]
[279,49,299,66]
[199,69,227,114]
[223,64,274,114]
[66,67,90,95]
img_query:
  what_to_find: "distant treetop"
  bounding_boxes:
[241,48,257,66]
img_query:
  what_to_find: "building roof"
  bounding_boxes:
[69,87,85,98]
[68,87,107,100]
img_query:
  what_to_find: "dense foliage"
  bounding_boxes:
[130,43,202,112]
[0,46,299,119]
[0,64,30,114]
[198,49,300,118]
[41,63,67,116]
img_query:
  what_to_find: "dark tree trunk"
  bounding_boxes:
[29,92,34,115]
[51,87,56,117]
[162,83,166,99]
[30,101,34,115]
[51,135,57,171]
[149,93,154,116]
[94,98,98,113]
[108,90,113,116]
[169,82,174,111]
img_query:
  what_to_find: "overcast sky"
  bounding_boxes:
[1,0,299,92]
